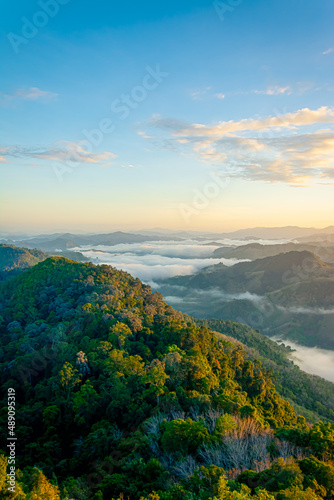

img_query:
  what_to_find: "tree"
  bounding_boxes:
[276,486,322,500]
[72,381,101,424]
[26,468,61,499]
[58,362,81,400]
[76,351,90,375]
[110,321,133,348]
[188,465,227,498]
[143,360,169,406]
[161,418,210,454]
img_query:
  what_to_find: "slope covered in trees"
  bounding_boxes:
[0,258,333,499]
[197,319,334,423]
[0,244,47,280]
[0,245,88,283]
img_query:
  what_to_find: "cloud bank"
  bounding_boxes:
[71,240,250,282]
[77,250,243,282]
[274,338,334,383]
[140,107,334,185]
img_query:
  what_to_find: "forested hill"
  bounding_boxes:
[0,244,47,281]
[0,257,334,500]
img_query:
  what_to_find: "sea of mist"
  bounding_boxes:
[273,338,334,383]
[72,239,251,282]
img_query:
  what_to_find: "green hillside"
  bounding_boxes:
[160,251,334,348]
[169,251,333,295]
[196,319,334,423]
[0,244,47,271]
[0,244,47,282]
[0,244,88,283]
[0,258,334,499]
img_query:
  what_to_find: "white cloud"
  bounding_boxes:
[253,86,291,96]
[323,48,334,55]
[140,107,334,185]
[167,287,265,303]
[189,87,211,100]
[0,141,116,166]
[137,130,152,139]
[215,93,226,99]
[71,240,247,282]
[170,107,334,137]
[278,306,334,315]
[78,251,224,281]
[0,87,58,106]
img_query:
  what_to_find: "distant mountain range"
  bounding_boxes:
[0,231,182,252]
[217,225,334,240]
[1,226,334,252]
[158,251,334,349]
[136,225,334,241]
[212,242,334,263]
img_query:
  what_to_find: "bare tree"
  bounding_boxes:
[203,408,225,433]
[172,455,198,480]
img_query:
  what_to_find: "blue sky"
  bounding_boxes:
[1,0,334,233]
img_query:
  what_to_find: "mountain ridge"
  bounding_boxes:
[158,251,334,349]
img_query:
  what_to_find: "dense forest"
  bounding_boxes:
[197,319,334,423]
[0,257,334,499]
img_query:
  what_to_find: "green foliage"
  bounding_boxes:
[277,486,322,499]
[161,418,210,454]
[199,319,334,423]
[213,414,237,438]
[299,457,334,499]
[0,454,7,493]
[0,258,332,500]
[309,422,334,459]
[0,244,47,280]
[187,465,227,498]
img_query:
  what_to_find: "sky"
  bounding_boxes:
[1,0,334,233]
